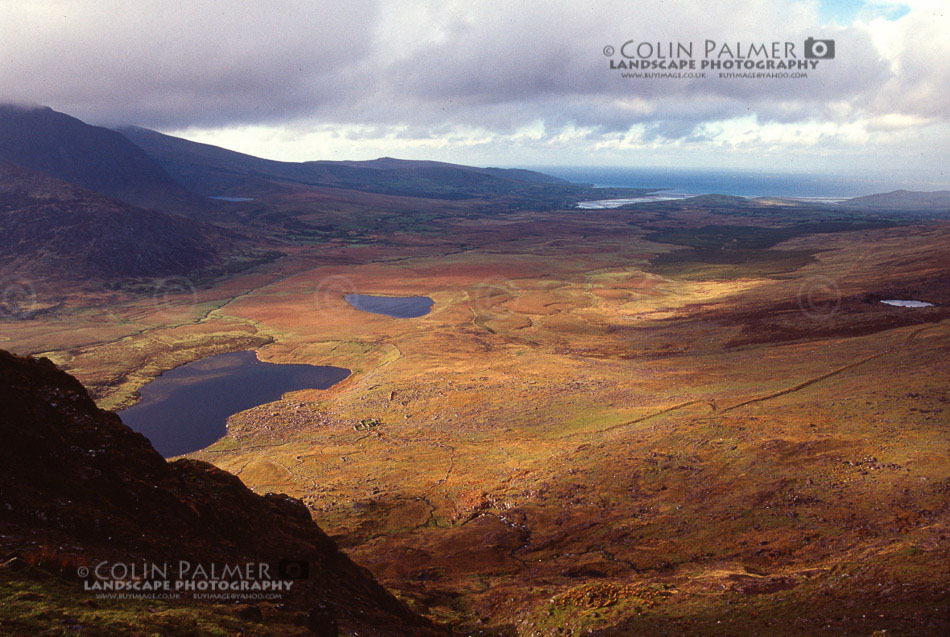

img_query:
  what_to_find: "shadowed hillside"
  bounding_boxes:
[0,104,204,213]
[0,161,270,282]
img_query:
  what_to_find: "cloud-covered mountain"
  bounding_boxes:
[0,104,203,213]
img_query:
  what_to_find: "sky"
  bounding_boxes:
[0,0,947,186]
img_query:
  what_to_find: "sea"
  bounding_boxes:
[529,166,932,200]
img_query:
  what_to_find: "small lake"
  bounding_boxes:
[344,294,434,318]
[881,299,934,308]
[118,351,350,457]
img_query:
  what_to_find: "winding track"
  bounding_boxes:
[573,323,940,438]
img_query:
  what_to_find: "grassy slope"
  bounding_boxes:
[0,569,312,636]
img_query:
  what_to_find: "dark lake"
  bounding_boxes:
[344,294,434,318]
[118,351,350,457]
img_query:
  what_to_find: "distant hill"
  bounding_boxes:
[0,349,435,634]
[0,160,246,281]
[119,125,571,200]
[619,194,756,211]
[840,189,950,212]
[0,104,204,213]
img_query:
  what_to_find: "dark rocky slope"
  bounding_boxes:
[0,350,437,634]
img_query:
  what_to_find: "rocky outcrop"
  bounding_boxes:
[0,350,436,634]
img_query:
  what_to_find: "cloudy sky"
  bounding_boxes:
[1,0,947,185]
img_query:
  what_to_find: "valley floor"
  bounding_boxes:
[4,207,948,634]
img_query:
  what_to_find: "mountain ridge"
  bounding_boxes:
[0,104,206,213]
[840,189,950,211]
[117,125,575,201]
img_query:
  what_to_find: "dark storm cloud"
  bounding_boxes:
[0,0,379,128]
[0,0,945,143]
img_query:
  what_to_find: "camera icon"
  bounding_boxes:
[278,559,310,580]
[804,37,835,59]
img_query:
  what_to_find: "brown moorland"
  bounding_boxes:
[3,187,948,634]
